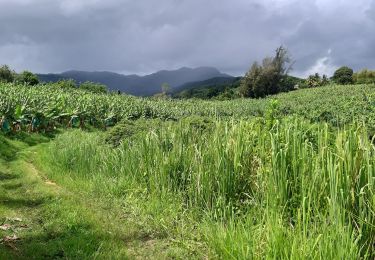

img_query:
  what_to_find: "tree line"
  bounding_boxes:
[0,65,108,94]
[173,47,373,100]
[239,46,372,98]
[0,65,39,86]
[2,51,375,100]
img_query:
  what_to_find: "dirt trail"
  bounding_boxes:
[0,143,187,259]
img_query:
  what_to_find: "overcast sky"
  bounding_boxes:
[0,0,374,77]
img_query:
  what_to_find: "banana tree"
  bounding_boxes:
[28,111,48,133]
[0,115,11,133]
[13,104,31,132]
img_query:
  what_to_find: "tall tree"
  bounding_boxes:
[239,46,293,98]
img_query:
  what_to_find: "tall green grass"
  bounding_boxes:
[42,117,374,258]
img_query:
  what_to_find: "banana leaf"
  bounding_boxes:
[1,117,11,133]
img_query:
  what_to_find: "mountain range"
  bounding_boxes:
[37,67,233,96]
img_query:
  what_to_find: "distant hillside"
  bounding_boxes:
[173,77,239,93]
[37,67,231,96]
[172,75,305,99]
[173,77,242,99]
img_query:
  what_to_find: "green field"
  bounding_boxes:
[1,83,375,124]
[1,83,374,259]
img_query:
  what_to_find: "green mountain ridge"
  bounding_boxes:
[37,67,232,96]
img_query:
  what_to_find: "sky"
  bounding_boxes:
[0,0,374,77]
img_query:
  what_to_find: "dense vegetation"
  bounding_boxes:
[172,77,241,100]
[239,46,294,98]
[2,83,375,132]
[0,65,39,86]
[172,75,305,100]
[333,66,354,85]
[354,69,375,84]
[1,81,375,259]
[171,61,373,100]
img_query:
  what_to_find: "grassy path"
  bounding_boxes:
[0,135,201,259]
[2,117,375,259]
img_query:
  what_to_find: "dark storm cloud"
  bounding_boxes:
[0,0,374,76]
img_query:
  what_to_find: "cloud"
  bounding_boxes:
[298,49,337,78]
[0,0,374,76]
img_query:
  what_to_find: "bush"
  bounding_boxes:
[353,69,375,84]
[332,66,353,85]
[15,71,39,86]
[279,75,302,92]
[181,116,215,133]
[104,119,163,147]
[215,88,238,100]
[53,79,77,89]
[0,65,15,83]
[306,73,329,88]
[79,81,108,94]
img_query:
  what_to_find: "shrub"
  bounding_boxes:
[353,69,375,84]
[79,81,108,94]
[181,116,215,133]
[53,79,77,89]
[279,75,302,92]
[306,73,329,88]
[15,71,39,86]
[104,119,163,147]
[333,66,353,84]
[0,65,15,83]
